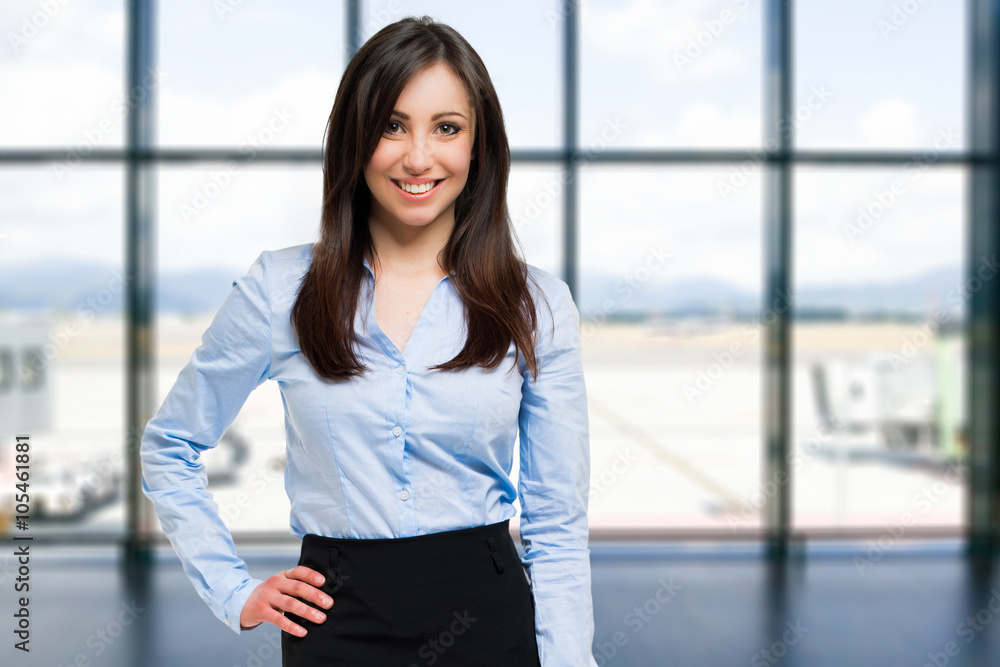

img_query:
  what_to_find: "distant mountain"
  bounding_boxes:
[795,265,961,316]
[0,257,966,320]
[579,273,757,317]
[0,258,240,315]
[577,263,964,320]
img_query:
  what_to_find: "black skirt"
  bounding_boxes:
[281,518,542,666]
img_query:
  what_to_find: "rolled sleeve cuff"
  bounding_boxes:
[224,577,264,635]
[523,545,597,666]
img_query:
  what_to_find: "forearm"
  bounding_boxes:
[141,423,263,633]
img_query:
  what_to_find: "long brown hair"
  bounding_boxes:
[291,16,548,382]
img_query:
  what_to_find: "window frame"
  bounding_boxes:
[1,0,995,558]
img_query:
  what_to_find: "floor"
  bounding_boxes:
[3,539,1000,666]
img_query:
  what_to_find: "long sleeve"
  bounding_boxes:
[517,277,598,667]
[140,252,272,634]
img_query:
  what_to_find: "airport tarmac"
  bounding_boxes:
[13,316,963,538]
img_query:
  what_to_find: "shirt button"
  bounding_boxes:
[399,489,410,501]
[392,425,402,437]
[396,365,405,375]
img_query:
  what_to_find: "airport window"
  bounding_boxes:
[1,1,996,556]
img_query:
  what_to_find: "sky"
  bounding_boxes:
[0,0,969,294]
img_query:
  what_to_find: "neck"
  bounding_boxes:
[367,213,454,279]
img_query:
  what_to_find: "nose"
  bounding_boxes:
[401,136,432,174]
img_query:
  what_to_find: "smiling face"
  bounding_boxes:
[363,62,476,239]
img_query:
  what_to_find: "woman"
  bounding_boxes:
[140,15,596,666]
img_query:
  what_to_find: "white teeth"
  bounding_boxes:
[395,180,438,194]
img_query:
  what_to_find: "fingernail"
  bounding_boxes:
[316,576,325,586]
[322,596,332,607]
[314,611,326,622]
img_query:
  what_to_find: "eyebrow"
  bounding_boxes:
[390,110,468,121]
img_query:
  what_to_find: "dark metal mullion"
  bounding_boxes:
[25,522,968,545]
[347,0,360,60]
[762,0,793,560]
[562,0,579,298]
[0,149,981,165]
[967,0,1000,557]
[124,0,157,562]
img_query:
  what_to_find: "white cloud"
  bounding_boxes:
[0,61,122,147]
[794,169,964,287]
[157,167,322,272]
[0,1,123,147]
[584,0,754,83]
[856,97,922,147]
[639,100,758,147]
[158,68,338,148]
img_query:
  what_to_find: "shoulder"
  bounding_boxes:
[231,244,315,313]
[250,243,315,292]
[237,243,314,280]
[522,262,580,337]
[523,262,572,305]
[259,242,316,271]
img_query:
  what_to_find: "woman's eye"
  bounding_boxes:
[439,123,458,135]
[384,121,402,134]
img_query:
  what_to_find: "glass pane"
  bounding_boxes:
[792,165,967,530]
[158,2,346,147]
[154,165,323,535]
[509,164,564,275]
[581,0,763,149]
[361,0,562,149]
[795,0,967,150]
[0,166,124,537]
[580,165,763,530]
[0,0,125,147]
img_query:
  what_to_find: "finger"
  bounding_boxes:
[262,607,307,637]
[277,594,328,624]
[277,576,335,610]
[286,566,326,588]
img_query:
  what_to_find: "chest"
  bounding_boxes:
[373,274,444,354]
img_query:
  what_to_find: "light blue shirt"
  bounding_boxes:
[140,242,597,666]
